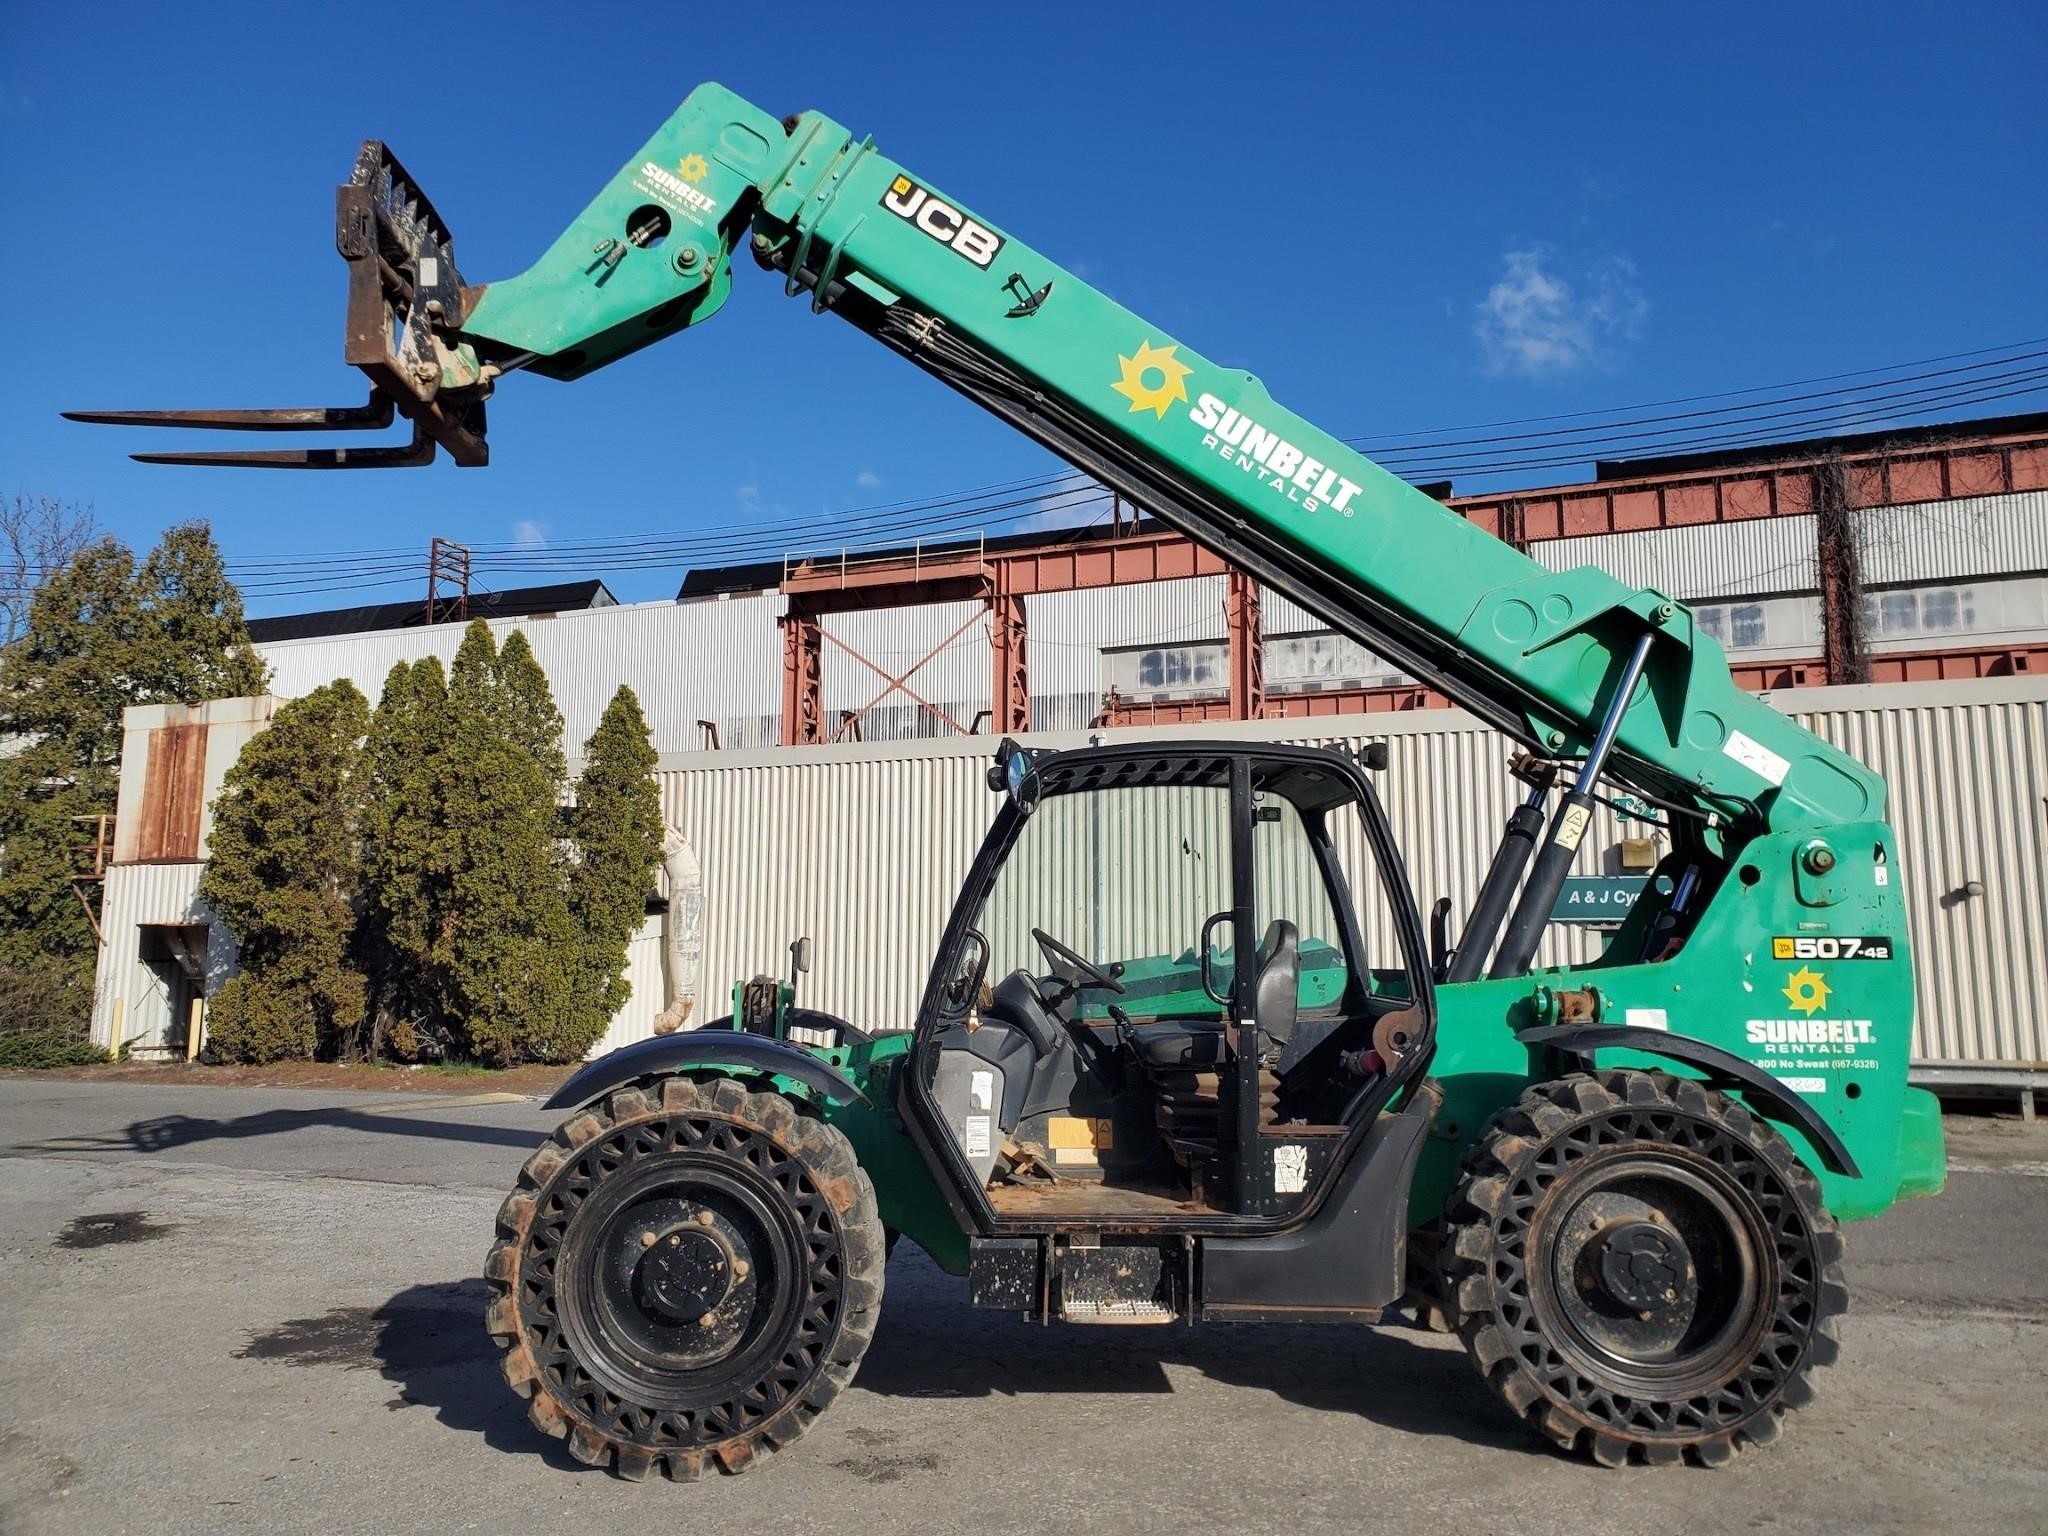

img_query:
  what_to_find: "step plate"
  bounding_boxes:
[1059,1297,1177,1325]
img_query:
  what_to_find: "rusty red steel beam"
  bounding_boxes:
[780,426,2048,604]
[1452,425,2048,543]
[819,608,985,742]
[1100,640,2048,730]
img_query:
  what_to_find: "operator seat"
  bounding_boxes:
[1128,920,1299,1068]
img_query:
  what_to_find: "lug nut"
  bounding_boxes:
[640,1231,657,1248]
[732,1261,750,1281]
[696,1210,715,1227]
[698,1312,716,1328]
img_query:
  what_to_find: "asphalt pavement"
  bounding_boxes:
[0,1075,2042,1536]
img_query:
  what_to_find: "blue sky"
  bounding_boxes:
[2,2,2043,614]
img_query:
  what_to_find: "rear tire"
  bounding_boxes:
[486,1076,885,1480]
[1444,1070,1845,1468]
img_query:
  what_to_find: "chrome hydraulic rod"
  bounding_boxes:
[1487,631,1658,979]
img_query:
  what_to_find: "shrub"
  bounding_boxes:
[0,962,102,1068]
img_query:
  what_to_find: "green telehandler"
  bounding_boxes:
[74,84,1946,1477]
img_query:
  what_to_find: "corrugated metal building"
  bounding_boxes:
[91,678,2048,1092]
[86,416,2048,1099]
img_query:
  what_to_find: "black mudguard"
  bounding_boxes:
[1518,1022,1860,1178]
[544,1031,870,1112]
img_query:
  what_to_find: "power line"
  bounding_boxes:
[209,339,2048,603]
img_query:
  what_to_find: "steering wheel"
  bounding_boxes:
[1030,928,1126,996]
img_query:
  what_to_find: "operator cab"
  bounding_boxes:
[905,740,1434,1228]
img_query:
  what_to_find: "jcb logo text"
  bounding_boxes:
[881,176,1004,269]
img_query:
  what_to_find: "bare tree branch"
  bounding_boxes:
[0,494,97,647]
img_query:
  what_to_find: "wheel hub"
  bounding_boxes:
[1590,1218,1695,1315]
[636,1222,738,1322]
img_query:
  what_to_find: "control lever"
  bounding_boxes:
[1105,1003,1138,1054]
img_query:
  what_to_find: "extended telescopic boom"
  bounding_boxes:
[70,84,1884,851]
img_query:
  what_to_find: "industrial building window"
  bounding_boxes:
[1862,584,1976,640]
[1105,642,1226,698]
[1694,602,1769,651]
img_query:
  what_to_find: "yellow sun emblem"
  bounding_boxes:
[677,153,710,184]
[1782,966,1832,1017]
[1112,340,1193,420]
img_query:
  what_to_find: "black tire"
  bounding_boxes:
[486,1076,885,1480]
[1443,1069,1846,1468]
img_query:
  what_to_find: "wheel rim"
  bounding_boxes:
[570,1154,803,1401]
[1487,1106,1827,1439]
[1531,1152,1768,1396]
[521,1111,847,1449]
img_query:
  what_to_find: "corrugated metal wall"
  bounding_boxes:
[258,592,788,753]
[1796,682,2048,1064]
[1532,517,1819,600]
[650,677,2048,1068]
[1858,491,2048,587]
[250,489,2048,753]
[89,679,2048,1070]
[90,862,220,1055]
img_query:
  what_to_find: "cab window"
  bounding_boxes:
[975,783,1235,1019]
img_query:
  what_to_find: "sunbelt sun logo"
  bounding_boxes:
[1112,340,1364,515]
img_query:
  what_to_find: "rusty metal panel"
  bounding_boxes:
[135,723,208,861]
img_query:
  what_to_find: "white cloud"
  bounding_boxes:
[510,519,548,549]
[1473,247,1647,379]
[855,468,883,489]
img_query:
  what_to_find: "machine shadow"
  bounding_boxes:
[11,1105,550,1159]
[375,1251,1541,1469]
[851,1249,1540,1456]
[369,1278,596,1474]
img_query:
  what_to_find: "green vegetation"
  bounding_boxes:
[0,515,661,1072]
[0,962,105,1068]
[440,623,580,1064]
[566,687,666,1048]
[216,620,664,1066]
[0,519,268,1009]
[200,682,371,1063]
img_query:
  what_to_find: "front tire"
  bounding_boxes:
[486,1076,885,1480]
[1444,1070,1846,1468]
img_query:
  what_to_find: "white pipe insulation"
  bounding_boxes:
[652,824,704,1034]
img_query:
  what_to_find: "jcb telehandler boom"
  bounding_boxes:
[75,85,1945,1476]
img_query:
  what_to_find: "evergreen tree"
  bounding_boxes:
[356,658,457,1058]
[200,682,370,1062]
[0,523,266,1002]
[442,621,579,1063]
[566,686,664,1047]
[0,540,141,991]
[134,522,269,701]
[493,629,567,792]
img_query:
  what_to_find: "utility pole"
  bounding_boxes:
[426,538,472,625]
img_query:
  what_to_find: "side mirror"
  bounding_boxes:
[789,936,812,975]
